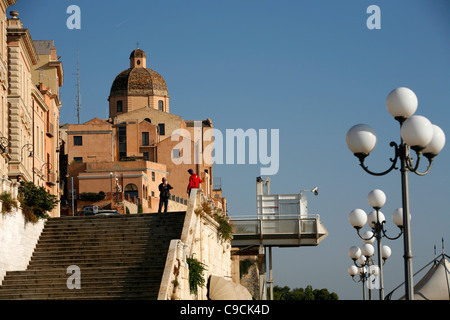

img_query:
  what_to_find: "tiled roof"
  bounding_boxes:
[110,67,168,97]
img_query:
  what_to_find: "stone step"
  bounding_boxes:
[44,212,185,225]
[1,270,161,283]
[43,219,182,228]
[0,278,161,290]
[31,247,165,257]
[26,258,165,269]
[0,286,161,300]
[0,212,186,300]
[37,232,178,240]
[4,265,164,278]
[29,250,169,262]
[35,239,162,249]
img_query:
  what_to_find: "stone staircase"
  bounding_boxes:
[0,212,186,300]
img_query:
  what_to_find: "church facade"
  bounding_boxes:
[64,48,224,214]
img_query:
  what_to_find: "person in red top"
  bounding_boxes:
[187,169,202,196]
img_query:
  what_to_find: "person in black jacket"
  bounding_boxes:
[158,178,173,213]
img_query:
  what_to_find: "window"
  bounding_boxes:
[143,152,149,161]
[73,136,82,146]
[172,149,180,159]
[124,183,138,199]
[118,126,127,159]
[152,172,155,181]
[142,132,149,146]
[158,123,165,136]
[158,100,164,111]
[117,100,123,112]
[73,157,83,163]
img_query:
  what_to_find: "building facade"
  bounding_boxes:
[0,5,64,217]
[65,48,225,214]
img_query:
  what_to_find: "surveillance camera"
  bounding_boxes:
[312,187,319,196]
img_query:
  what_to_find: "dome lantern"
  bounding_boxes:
[130,48,146,68]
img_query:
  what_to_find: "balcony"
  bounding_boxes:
[46,172,56,186]
[46,122,54,137]
[230,214,328,248]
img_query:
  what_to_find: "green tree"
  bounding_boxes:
[18,181,59,222]
[273,285,338,300]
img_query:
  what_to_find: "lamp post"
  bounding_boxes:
[41,162,53,180]
[348,189,399,300]
[21,143,34,161]
[346,87,446,300]
[347,244,381,300]
[0,136,9,155]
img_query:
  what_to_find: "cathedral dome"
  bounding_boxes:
[110,49,168,97]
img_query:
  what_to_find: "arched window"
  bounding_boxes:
[158,100,164,111]
[124,183,138,199]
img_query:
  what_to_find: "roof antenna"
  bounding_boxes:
[136,41,139,49]
[75,49,81,124]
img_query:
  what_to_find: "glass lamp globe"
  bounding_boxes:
[349,208,367,229]
[367,210,386,227]
[422,124,446,157]
[392,208,410,227]
[361,243,375,257]
[346,124,377,156]
[348,265,359,277]
[358,255,367,266]
[382,245,392,260]
[361,230,375,244]
[401,115,434,151]
[348,246,361,260]
[367,189,386,209]
[392,208,403,227]
[386,87,418,120]
[359,267,367,276]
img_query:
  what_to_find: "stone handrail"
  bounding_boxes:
[157,189,200,300]
[158,188,232,300]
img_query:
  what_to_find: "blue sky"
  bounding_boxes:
[11,0,450,300]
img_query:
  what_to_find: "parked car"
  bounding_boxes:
[95,210,121,216]
[75,210,95,216]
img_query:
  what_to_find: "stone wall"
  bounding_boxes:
[158,188,233,300]
[0,183,45,285]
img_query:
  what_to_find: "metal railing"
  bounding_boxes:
[231,214,319,237]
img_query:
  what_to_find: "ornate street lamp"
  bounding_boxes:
[348,189,399,300]
[0,136,9,156]
[21,143,34,161]
[347,244,385,300]
[346,87,446,300]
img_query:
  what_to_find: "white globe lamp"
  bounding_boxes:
[386,87,418,120]
[346,124,377,156]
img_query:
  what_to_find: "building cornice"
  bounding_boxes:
[48,60,63,86]
[31,87,49,113]
[2,0,17,8]
[67,130,113,135]
[7,27,39,66]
